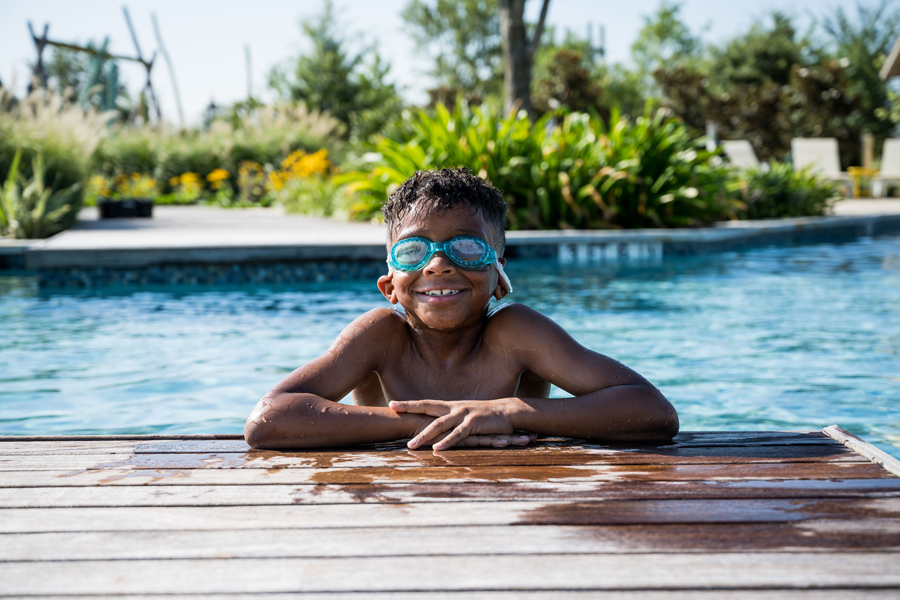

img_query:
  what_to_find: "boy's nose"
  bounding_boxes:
[423,252,456,274]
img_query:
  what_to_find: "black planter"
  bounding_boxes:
[98,198,154,218]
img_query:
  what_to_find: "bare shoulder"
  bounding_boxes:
[335,307,408,351]
[484,302,575,349]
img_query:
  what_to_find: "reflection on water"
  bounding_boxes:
[2,235,899,456]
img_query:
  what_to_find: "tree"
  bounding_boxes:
[631,2,702,95]
[269,0,402,141]
[401,0,504,102]
[708,12,808,89]
[820,0,900,143]
[532,38,603,116]
[654,10,873,166]
[498,0,550,115]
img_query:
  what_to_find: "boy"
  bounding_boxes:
[245,168,678,451]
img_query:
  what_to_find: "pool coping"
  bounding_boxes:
[3,208,900,288]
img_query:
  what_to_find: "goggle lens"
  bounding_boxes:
[389,236,496,272]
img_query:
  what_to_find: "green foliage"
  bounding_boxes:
[90,102,343,198]
[341,102,738,229]
[1,150,83,239]
[277,176,355,218]
[0,91,93,227]
[733,162,839,220]
[821,0,900,142]
[657,60,866,166]
[630,1,702,96]
[268,0,403,142]
[401,0,503,101]
[656,5,900,167]
[708,12,808,88]
[533,46,604,116]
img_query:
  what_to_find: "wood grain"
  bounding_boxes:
[1,553,898,595]
[1,431,897,597]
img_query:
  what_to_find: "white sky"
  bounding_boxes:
[0,0,878,126]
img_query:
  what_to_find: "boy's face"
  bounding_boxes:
[378,202,506,331]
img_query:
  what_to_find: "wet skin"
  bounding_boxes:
[245,203,678,451]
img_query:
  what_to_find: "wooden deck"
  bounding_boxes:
[1,426,899,598]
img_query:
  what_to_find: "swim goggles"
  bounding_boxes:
[387,235,513,293]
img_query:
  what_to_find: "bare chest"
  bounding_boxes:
[377,350,523,402]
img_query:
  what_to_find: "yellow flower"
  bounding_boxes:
[88,175,111,197]
[206,168,230,190]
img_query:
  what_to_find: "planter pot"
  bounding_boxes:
[98,198,154,218]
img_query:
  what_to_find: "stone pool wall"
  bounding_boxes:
[2,213,899,289]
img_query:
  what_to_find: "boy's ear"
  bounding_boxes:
[377,272,396,304]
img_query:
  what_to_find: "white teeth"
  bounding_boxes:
[424,289,460,296]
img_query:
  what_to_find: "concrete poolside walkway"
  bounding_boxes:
[2,198,900,284]
[28,198,900,252]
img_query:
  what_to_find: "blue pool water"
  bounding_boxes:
[2,235,899,456]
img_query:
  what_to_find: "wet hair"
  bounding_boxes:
[382,168,508,255]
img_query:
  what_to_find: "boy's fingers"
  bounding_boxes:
[390,400,449,416]
[408,415,460,449]
[432,423,472,451]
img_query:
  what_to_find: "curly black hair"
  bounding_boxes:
[382,167,508,254]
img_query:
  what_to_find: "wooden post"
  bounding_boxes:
[152,12,185,129]
[27,22,50,93]
[862,132,874,169]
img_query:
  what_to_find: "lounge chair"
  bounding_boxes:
[721,140,761,170]
[874,138,900,197]
[791,138,852,195]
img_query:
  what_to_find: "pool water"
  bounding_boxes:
[2,235,899,456]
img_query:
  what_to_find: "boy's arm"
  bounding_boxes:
[244,309,429,449]
[391,304,679,450]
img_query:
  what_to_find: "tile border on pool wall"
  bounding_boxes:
[34,260,389,289]
[7,213,900,289]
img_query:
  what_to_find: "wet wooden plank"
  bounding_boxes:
[825,424,900,478]
[3,479,899,508]
[0,444,867,471]
[3,521,899,561]
[1,460,890,487]
[0,431,836,455]
[1,553,898,594]
[3,498,899,532]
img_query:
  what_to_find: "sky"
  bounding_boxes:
[0,0,880,126]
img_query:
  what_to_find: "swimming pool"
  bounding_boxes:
[2,234,899,456]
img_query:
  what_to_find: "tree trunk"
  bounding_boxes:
[499,0,550,117]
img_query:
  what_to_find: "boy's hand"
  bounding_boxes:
[390,399,519,451]
[452,433,536,448]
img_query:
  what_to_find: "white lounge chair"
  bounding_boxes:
[721,140,761,170]
[791,138,852,195]
[874,139,900,197]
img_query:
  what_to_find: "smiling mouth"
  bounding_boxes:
[423,289,461,296]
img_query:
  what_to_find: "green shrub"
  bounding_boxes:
[342,101,738,228]
[90,102,344,200]
[733,162,840,219]
[1,150,82,239]
[0,91,96,224]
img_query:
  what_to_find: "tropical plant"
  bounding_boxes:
[1,150,82,239]
[732,162,839,220]
[341,101,738,228]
